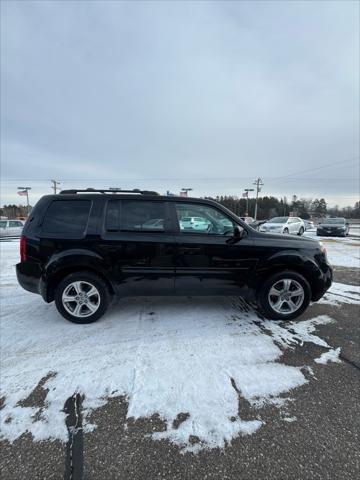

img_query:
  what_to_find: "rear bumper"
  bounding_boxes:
[16,262,42,296]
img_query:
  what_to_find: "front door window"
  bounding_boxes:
[175,203,237,235]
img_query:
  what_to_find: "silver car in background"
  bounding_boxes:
[0,219,24,237]
[259,216,305,236]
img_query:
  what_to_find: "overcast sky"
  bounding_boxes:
[1,0,359,207]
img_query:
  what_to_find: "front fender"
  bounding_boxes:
[249,250,322,289]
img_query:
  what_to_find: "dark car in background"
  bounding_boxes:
[16,189,332,324]
[317,218,350,237]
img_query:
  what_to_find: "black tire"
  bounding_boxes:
[55,271,110,324]
[298,227,304,236]
[283,228,289,234]
[257,271,311,320]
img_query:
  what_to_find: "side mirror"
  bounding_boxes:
[226,226,246,243]
[233,226,241,237]
[234,226,246,239]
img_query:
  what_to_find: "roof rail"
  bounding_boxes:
[59,188,159,195]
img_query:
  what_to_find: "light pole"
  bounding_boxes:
[181,188,193,197]
[18,187,31,215]
[244,188,254,216]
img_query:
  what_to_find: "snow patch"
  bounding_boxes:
[319,282,360,306]
[0,240,353,452]
[315,348,342,365]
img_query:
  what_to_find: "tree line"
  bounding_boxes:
[204,196,360,220]
[1,198,359,220]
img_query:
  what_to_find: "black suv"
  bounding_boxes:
[16,189,332,324]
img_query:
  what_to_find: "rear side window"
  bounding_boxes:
[105,200,166,232]
[42,200,91,236]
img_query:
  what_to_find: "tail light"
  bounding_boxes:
[20,236,27,262]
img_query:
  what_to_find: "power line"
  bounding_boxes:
[268,157,360,181]
[1,174,358,183]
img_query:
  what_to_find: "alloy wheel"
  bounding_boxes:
[62,281,100,318]
[268,278,305,315]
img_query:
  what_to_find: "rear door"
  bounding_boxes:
[292,217,302,234]
[288,218,297,234]
[172,201,258,295]
[99,199,176,295]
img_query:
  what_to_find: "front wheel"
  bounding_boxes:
[283,228,289,234]
[55,272,110,324]
[257,271,311,320]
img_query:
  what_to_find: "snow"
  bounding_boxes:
[303,232,360,268]
[315,348,342,365]
[318,282,360,306]
[0,239,355,452]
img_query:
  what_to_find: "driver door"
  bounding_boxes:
[172,202,258,295]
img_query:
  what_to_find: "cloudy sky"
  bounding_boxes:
[1,0,359,207]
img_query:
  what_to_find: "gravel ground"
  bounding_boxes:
[1,269,359,480]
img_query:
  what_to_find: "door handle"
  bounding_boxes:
[180,247,202,253]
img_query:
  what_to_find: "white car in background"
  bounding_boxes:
[180,216,210,231]
[0,219,24,237]
[259,216,305,236]
[240,216,255,225]
[303,220,315,230]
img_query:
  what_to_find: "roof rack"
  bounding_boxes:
[59,188,159,195]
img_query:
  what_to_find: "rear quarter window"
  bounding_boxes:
[41,200,91,236]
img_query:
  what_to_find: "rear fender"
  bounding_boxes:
[42,249,115,301]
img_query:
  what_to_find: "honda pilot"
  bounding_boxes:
[16,189,333,324]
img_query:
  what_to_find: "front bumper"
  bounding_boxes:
[259,229,283,234]
[317,229,346,236]
[311,261,333,301]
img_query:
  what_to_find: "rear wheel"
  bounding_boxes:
[298,227,304,236]
[55,272,110,323]
[257,271,311,320]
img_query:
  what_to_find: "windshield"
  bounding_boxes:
[321,218,345,225]
[269,217,288,224]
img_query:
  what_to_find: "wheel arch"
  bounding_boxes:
[252,258,321,301]
[44,261,115,303]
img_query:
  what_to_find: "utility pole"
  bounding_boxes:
[51,180,61,194]
[244,188,254,216]
[18,187,31,215]
[252,178,264,220]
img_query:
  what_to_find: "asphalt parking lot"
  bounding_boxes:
[1,237,359,480]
